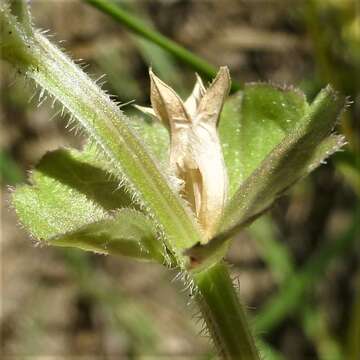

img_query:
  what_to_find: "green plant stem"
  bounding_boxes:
[0,7,203,263]
[194,262,260,360]
[1,9,260,356]
[84,0,241,93]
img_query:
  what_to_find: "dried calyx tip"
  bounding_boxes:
[137,67,231,240]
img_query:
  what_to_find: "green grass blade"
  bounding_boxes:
[255,212,358,333]
[84,0,241,93]
[247,216,294,283]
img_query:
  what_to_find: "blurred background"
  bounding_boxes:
[1,0,359,359]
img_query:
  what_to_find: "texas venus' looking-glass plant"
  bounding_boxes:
[1,2,347,359]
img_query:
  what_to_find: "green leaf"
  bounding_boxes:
[219,83,309,196]
[28,29,202,260]
[220,86,345,237]
[50,209,165,263]
[1,6,203,266]
[130,116,169,164]
[186,86,346,264]
[36,146,135,213]
[12,147,165,263]
[221,85,345,234]
[135,82,309,196]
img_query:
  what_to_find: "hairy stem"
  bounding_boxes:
[194,262,260,360]
[2,5,260,357]
[0,5,203,264]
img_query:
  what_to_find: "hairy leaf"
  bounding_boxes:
[0,6,203,266]
[219,83,309,196]
[12,147,165,262]
[186,86,346,265]
[130,116,169,164]
[50,209,165,263]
